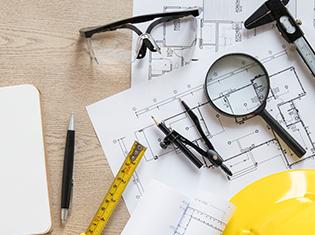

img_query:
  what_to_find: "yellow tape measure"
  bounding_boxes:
[81,141,146,235]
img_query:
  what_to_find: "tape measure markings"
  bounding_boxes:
[81,141,146,235]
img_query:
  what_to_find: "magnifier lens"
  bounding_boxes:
[206,54,269,116]
[205,53,306,158]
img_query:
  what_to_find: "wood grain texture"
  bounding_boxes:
[0,1,133,234]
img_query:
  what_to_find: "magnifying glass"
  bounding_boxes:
[205,53,306,158]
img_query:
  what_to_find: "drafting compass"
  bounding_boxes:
[245,0,315,76]
[153,100,232,177]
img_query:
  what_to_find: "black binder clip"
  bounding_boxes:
[245,0,315,76]
[153,100,232,177]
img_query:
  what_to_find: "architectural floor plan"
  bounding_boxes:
[173,201,226,235]
[121,180,233,235]
[87,27,315,213]
[132,0,315,84]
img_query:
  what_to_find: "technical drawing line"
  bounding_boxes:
[134,50,288,117]
[173,206,225,235]
[115,138,145,198]
[172,202,191,235]
[132,0,307,82]
[89,21,315,213]
[132,57,314,179]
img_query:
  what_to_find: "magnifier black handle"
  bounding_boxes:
[260,109,306,158]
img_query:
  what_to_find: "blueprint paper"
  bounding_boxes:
[131,0,315,84]
[87,27,315,213]
[121,180,234,235]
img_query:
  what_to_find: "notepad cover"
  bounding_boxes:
[0,85,52,235]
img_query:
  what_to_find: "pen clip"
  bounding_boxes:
[69,179,74,216]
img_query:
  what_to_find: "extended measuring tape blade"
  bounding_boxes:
[81,141,146,235]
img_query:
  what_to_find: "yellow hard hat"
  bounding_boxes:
[224,170,315,235]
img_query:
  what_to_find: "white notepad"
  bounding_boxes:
[0,85,52,235]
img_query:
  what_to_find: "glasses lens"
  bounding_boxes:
[205,54,269,116]
[87,29,134,65]
[85,16,197,66]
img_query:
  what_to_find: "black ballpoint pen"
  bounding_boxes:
[61,113,75,224]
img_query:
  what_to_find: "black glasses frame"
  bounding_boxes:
[79,8,200,60]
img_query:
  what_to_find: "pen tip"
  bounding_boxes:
[68,113,75,131]
[61,208,68,225]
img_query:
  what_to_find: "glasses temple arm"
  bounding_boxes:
[80,9,200,38]
[146,16,178,34]
[80,23,143,38]
[146,12,198,34]
[116,24,143,35]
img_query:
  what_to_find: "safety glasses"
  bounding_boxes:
[79,9,200,65]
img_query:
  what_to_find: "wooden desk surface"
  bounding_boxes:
[0,1,133,234]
